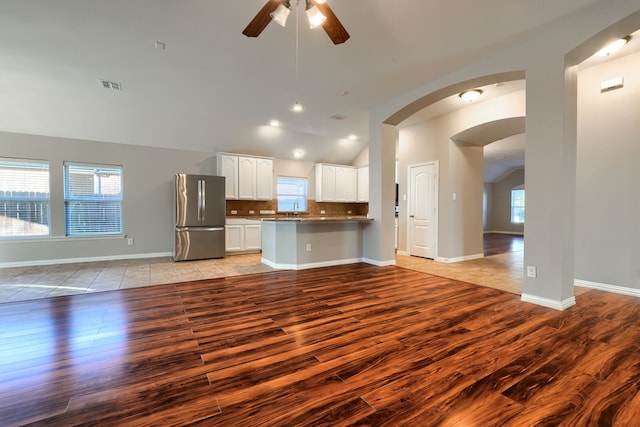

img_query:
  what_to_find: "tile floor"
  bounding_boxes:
[0,254,274,304]
[0,247,587,304]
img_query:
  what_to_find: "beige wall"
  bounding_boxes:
[397,91,525,259]
[488,168,525,234]
[575,49,640,289]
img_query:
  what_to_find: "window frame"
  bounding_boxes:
[276,176,308,213]
[63,162,124,236]
[510,186,525,224]
[0,157,51,238]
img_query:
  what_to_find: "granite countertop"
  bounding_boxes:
[261,215,373,222]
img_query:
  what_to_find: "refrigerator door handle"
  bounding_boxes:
[201,179,206,222]
[197,179,203,222]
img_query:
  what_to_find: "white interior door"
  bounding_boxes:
[409,163,437,259]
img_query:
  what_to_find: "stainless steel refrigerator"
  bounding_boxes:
[173,174,226,261]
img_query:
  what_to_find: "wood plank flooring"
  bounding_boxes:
[1,263,639,426]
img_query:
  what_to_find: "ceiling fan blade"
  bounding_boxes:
[316,2,350,45]
[242,0,283,38]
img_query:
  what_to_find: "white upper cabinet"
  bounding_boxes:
[255,157,273,200]
[218,154,238,199]
[315,163,359,202]
[357,166,369,202]
[217,153,273,200]
[238,156,257,200]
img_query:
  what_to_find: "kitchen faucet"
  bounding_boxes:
[293,201,299,216]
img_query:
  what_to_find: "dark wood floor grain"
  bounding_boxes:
[1,263,639,426]
[483,232,524,256]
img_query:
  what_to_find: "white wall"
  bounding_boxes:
[0,131,216,266]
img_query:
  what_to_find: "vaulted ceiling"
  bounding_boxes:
[1,0,602,165]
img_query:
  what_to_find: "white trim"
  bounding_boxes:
[396,250,410,256]
[261,257,367,270]
[435,253,484,263]
[521,293,576,310]
[1,234,126,243]
[362,257,396,267]
[575,279,640,298]
[0,252,172,269]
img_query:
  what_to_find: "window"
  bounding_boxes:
[64,163,123,235]
[0,158,50,237]
[277,176,307,212]
[511,187,525,224]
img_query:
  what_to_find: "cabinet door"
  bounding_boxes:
[334,167,348,202]
[321,165,336,202]
[225,225,244,252]
[218,155,238,199]
[344,167,358,202]
[357,166,369,202]
[255,158,273,200]
[238,157,257,200]
[244,224,262,250]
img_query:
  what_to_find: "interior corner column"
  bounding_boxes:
[522,57,578,310]
[362,121,396,265]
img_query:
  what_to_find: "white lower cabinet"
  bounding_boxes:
[225,218,262,253]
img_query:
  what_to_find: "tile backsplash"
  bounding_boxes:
[225,200,368,217]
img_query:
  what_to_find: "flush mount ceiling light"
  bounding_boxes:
[595,35,631,57]
[269,119,281,127]
[292,101,304,112]
[459,89,483,102]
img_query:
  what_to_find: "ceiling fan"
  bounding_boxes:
[243,0,350,45]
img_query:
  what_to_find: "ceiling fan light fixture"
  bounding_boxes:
[595,35,631,57]
[270,1,291,27]
[459,89,483,102]
[305,2,326,29]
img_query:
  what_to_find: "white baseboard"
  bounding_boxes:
[0,252,172,269]
[396,250,410,256]
[261,257,366,270]
[435,253,484,263]
[521,293,576,311]
[575,279,640,298]
[362,257,396,267]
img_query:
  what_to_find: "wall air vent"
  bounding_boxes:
[100,79,122,91]
[330,114,347,120]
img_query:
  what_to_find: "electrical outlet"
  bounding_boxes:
[347,210,352,214]
[231,210,237,215]
[127,238,134,246]
[320,210,326,215]
[526,265,537,278]
[249,210,255,214]
[306,244,311,252]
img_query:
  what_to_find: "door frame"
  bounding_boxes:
[406,161,439,259]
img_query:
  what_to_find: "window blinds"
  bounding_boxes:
[64,163,123,235]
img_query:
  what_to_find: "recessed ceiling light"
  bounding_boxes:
[348,134,357,140]
[459,89,483,102]
[292,102,303,112]
[595,36,631,57]
[293,149,304,159]
[270,120,281,127]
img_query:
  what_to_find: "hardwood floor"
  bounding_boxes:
[2,263,639,426]
[483,232,524,257]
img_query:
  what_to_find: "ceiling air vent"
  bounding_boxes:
[330,114,347,120]
[99,79,122,91]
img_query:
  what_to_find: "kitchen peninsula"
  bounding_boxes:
[261,216,373,270]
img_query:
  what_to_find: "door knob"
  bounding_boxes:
[409,215,415,218]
